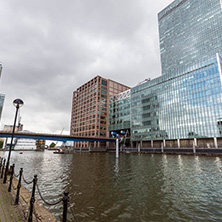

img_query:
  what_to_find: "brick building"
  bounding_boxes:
[70,75,130,148]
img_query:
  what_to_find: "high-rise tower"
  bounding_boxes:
[158,0,222,75]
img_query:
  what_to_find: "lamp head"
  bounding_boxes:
[13,99,24,108]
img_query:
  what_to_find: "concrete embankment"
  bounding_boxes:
[120,147,222,155]
[73,147,222,155]
[0,176,57,222]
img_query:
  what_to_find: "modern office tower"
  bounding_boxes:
[158,0,222,76]
[0,94,5,121]
[70,75,130,148]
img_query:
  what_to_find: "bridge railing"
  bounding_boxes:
[0,130,116,142]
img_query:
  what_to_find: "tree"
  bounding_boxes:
[0,141,3,149]
[49,142,56,148]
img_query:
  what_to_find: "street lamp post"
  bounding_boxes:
[3,99,24,184]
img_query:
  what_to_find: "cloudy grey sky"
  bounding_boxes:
[0,0,172,135]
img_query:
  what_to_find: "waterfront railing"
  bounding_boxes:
[0,156,74,222]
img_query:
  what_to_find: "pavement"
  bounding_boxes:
[0,176,26,222]
[0,169,58,222]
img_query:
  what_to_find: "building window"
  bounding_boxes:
[102,80,107,86]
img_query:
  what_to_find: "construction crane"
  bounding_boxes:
[54,128,64,149]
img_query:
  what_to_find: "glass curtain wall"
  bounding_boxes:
[159,0,222,76]
[109,90,131,133]
[131,56,222,141]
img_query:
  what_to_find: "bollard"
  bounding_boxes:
[28,175,38,222]
[62,191,69,222]
[1,159,6,179]
[15,168,23,205]
[0,157,3,175]
[8,164,15,192]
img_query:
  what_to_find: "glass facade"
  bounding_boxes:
[0,64,2,79]
[159,0,222,76]
[109,90,131,132]
[0,94,5,121]
[131,55,222,141]
[108,0,222,143]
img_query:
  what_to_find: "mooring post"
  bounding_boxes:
[1,159,6,178]
[177,139,180,148]
[8,164,15,192]
[193,141,196,154]
[15,168,23,205]
[161,142,164,153]
[62,191,69,222]
[214,137,218,149]
[116,139,119,158]
[28,175,38,222]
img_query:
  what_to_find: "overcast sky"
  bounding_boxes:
[0,0,172,135]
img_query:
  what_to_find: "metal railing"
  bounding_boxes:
[0,156,75,222]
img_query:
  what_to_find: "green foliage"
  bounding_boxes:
[49,142,56,148]
[0,141,3,149]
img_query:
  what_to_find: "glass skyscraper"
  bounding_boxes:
[159,0,222,76]
[108,0,222,145]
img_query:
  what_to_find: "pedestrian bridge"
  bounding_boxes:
[0,131,116,142]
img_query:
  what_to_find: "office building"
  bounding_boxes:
[131,55,222,145]
[158,0,222,76]
[0,94,4,121]
[0,64,3,121]
[70,75,129,148]
[0,64,2,79]
[3,124,23,132]
[109,0,222,148]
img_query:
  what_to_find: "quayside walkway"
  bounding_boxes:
[0,178,25,222]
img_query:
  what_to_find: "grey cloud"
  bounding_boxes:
[0,0,172,134]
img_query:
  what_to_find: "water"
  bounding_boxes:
[1,150,222,222]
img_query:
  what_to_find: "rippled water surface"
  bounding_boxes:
[1,151,222,221]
